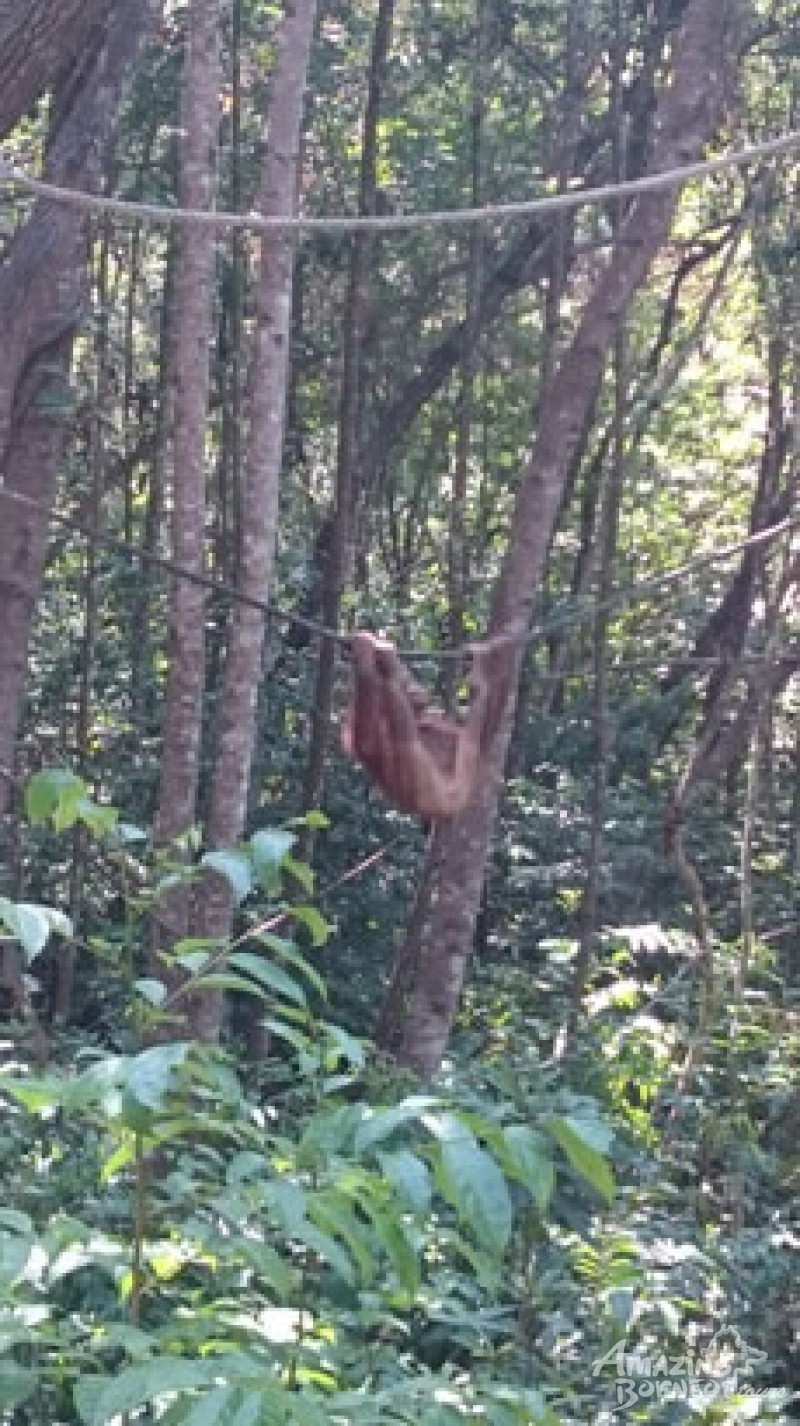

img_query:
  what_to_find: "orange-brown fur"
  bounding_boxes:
[341,631,516,819]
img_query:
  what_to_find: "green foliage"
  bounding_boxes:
[0,895,71,963]
[0,781,625,1424]
[0,963,615,1423]
[2,756,798,1424]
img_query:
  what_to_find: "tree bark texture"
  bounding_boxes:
[300,0,394,823]
[0,0,116,142]
[377,0,741,1075]
[0,0,157,822]
[152,0,221,985]
[0,0,156,1016]
[195,0,318,985]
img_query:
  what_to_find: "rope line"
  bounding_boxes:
[1,484,798,661]
[530,514,800,642]
[1,130,799,235]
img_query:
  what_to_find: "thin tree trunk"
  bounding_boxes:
[194,0,318,1024]
[206,4,246,793]
[444,0,484,707]
[59,227,109,1023]
[566,0,627,1046]
[737,710,760,999]
[300,0,394,824]
[123,225,141,546]
[131,232,175,724]
[228,0,244,580]
[376,0,739,1074]
[506,0,588,765]
[150,0,221,1037]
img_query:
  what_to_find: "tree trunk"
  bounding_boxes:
[376,0,740,1075]
[444,0,485,706]
[0,0,116,141]
[60,227,110,1024]
[0,0,157,821]
[194,0,318,1018]
[131,232,175,725]
[0,0,156,1008]
[300,0,394,825]
[150,0,221,1021]
[567,0,627,1045]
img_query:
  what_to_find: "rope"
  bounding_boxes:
[2,484,798,661]
[0,485,337,644]
[1,130,799,236]
[529,514,800,642]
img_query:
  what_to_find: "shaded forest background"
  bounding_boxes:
[0,0,798,1421]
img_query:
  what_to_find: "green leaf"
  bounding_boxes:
[355,1095,439,1152]
[262,1180,308,1235]
[228,951,307,1007]
[282,854,315,894]
[170,938,219,972]
[294,1220,356,1285]
[201,849,253,904]
[499,1126,555,1211]
[194,972,272,998]
[286,904,331,948]
[25,767,84,824]
[71,1056,127,1114]
[433,1119,513,1257]
[0,1232,33,1285]
[111,821,148,844]
[249,828,295,893]
[0,1073,67,1113]
[234,1237,297,1296]
[367,1205,419,1297]
[298,1104,362,1163]
[261,1017,315,1056]
[0,1210,33,1234]
[377,1149,432,1213]
[0,897,71,962]
[546,1115,616,1203]
[293,809,330,830]
[183,1386,259,1426]
[0,1364,36,1411]
[280,1396,329,1426]
[309,1192,375,1282]
[134,977,168,1007]
[125,1043,190,1111]
[74,1358,217,1425]
[75,797,118,837]
[0,898,47,959]
[255,932,327,996]
[100,1139,137,1180]
[320,1023,363,1069]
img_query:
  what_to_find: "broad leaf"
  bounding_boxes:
[0,1364,36,1411]
[201,849,253,904]
[25,767,84,824]
[0,897,71,962]
[432,1118,513,1257]
[499,1126,555,1211]
[228,951,307,1007]
[250,828,295,893]
[546,1115,615,1203]
[377,1149,432,1212]
[125,1043,190,1111]
[355,1095,439,1152]
[74,1357,217,1425]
